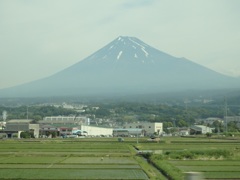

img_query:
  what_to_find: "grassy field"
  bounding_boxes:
[0,139,165,180]
[0,136,240,179]
[170,160,240,179]
[0,169,148,179]
[135,136,240,179]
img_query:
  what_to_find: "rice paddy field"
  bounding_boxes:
[0,138,162,180]
[0,136,239,179]
[135,136,240,179]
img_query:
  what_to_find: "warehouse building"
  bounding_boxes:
[81,125,113,137]
[39,124,113,138]
[123,122,163,136]
[40,116,90,126]
[113,128,143,137]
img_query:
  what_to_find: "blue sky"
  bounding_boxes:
[0,0,240,89]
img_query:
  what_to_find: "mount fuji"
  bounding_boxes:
[0,36,239,97]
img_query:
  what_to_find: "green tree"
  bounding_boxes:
[177,119,188,127]
[212,120,224,133]
[20,131,34,138]
[95,108,111,118]
[227,121,239,132]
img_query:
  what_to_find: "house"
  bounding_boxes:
[39,125,59,137]
[179,129,190,136]
[2,119,39,138]
[190,125,212,135]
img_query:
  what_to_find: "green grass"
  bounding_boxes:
[1,136,239,179]
[204,172,240,179]
[134,156,167,180]
[135,136,240,179]
[0,164,141,169]
[0,140,152,179]
[0,169,148,179]
[170,160,240,179]
[61,157,137,164]
[0,156,64,164]
[170,160,240,166]
[178,165,240,172]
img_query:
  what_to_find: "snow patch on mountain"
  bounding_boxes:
[128,37,149,57]
[141,48,149,57]
[117,51,123,60]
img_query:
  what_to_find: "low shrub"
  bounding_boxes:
[149,154,184,180]
[164,149,232,160]
[165,150,195,160]
[192,149,232,159]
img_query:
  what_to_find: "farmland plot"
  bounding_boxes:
[135,136,240,179]
[0,140,151,180]
[170,160,240,179]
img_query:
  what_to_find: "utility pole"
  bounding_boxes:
[172,118,176,128]
[27,106,29,120]
[224,97,228,133]
[137,132,138,144]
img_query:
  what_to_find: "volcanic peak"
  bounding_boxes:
[85,36,155,65]
[115,36,149,58]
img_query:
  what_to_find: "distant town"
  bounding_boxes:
[1,97,239,139]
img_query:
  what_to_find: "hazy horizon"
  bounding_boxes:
[1,0,240,89]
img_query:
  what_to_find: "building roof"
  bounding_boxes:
[40,123,79,128]
[7,119,33,123]
[190,125,211,131]
[114,128,142,132]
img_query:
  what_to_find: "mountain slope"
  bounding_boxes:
[0,36,239,97]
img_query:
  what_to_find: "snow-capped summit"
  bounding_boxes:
[84,36,169,64]
[0,36,239,97]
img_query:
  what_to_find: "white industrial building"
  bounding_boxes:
[81,125,113,137]
[123,122,163,136]
[40,116,90,126]
[39,116,113,137]
[113,128,143,137]
[39,124,113,137]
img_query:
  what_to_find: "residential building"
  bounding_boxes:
[190,125,212,135]
[2,119,39,138]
